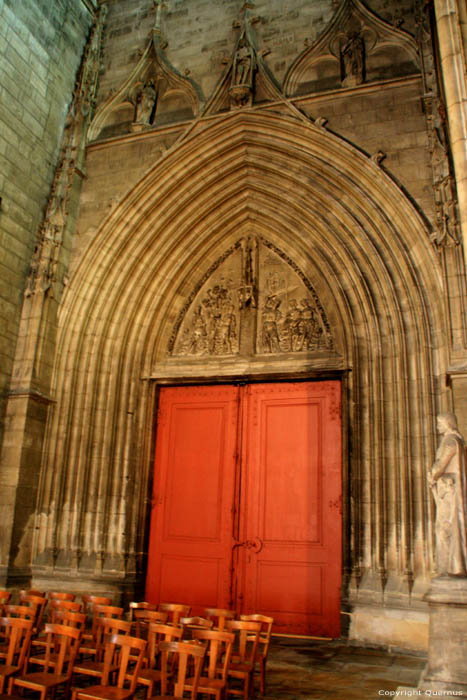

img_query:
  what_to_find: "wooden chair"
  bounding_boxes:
[20,590,45,598]
[73,617,132,681]
[158,603,191,626]
[49,592,76,602]
[0,593,11,616]
[3,605,35,620]
[225,620,261,700]
[81,596,112,631]
[128,601,157,621]
[205,608,236,631]
[8,623,82,700]
[240,615,273,695]
[0,617,33,692]
[19,594,47,633]
[130,622,183,698]
[80,605,123,656]
[29,611,86,661]
[184,629,234,700]
[71,633,147,700]
[154,640,206,699]
[180,617,213,640]
[132,609,168,639]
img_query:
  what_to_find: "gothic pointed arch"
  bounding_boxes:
[34,110,445,616]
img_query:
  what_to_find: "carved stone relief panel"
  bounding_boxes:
[169,237,334,359]
[257,240,333,355]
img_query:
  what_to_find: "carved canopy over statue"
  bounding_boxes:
[429,413,467,577]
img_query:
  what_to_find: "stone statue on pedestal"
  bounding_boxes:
[429,413,467,576]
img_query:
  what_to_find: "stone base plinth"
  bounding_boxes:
[418,576,467,696]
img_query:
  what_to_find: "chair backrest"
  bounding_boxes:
[0,591,12,605]
[3,605,36,620]
[18,594,47,630]
[158,603,191,626]
[226,620,261,665]
[204,607,236,631]
[0,616,33,669]
[101,634,147,691]
[133,609,168,638]
[128,601,157,621]
[146,622,182,669]
[91,605,123,637]
[192,629,234,681]
[20,589,45,598]
[81,595,112,616]
[158,640,206,698]
[49,592,76,602]
[53,610,86,631]
[240,614,273,658]
[41,623,82,676]
[180,616,213,639]
[49,600,82,617]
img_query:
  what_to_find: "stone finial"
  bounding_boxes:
[371,150,386,164]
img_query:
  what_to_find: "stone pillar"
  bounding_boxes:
[419,576,467,695]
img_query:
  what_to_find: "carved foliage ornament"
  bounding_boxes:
[169,238,334,358]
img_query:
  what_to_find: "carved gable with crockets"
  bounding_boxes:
[168,237,334,358]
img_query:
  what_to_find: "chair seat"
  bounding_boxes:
[72,685,134,700]
[228,661,254,674]
[14,672,68,689]
[0,664,20,678]
[135,668,163,683]
[73,661,118,677]
[185,675,225,692]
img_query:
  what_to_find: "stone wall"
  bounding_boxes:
[0,0,93,442]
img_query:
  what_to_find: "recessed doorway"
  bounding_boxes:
[146,380,342,637]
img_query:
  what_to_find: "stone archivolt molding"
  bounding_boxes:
[35,110,445,603]
[283,0,420,96]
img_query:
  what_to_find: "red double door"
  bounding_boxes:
[146,381,342,637]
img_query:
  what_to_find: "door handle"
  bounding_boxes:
[232,537,263,553]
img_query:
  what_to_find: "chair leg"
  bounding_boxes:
[259,658,265,695]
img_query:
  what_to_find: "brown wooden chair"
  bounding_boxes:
[73,617,132,682]
[225,620,261,700]
[240,614,273,695]
[157,603,191,626]
[19,590,45,598]
[154,640,206,699]
[8,623,82,700]
[180,617,213,640]
[29,611,86,661]
[80,605,123,657]
[3,605,36,620]
[49,592,76,602]
[19,594,47,633]
[184,629,234,700]
[81,596,112,631]
[0,593,11,617]
[71,633,147,700]
[132,609,168,640]
[130,622,183,698]
[128,601,157,621]
[0,617,33,692]
[205,608,236,631]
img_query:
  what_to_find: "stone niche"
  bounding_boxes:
[166,236,337,369]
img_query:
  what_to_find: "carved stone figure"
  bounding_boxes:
[134,81,157,127]
[261,294,282,353]
[229,37,256,109]
[341,31,364,87]
[428,413,467,576]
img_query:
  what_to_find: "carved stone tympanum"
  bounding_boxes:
[169,237,334,358]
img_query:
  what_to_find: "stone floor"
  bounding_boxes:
[258,637,426,700]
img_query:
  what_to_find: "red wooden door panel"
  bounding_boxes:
[238,381,342,637]
[146,380,342,637]
[146,385,239,614]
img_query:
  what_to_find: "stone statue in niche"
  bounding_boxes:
[341,31,365,87]
[428,413,467,576]
[261,295,282,353]
[229,36,256,109]
[132,81,157,130]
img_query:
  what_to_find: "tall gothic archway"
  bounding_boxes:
[34,110,446,645]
